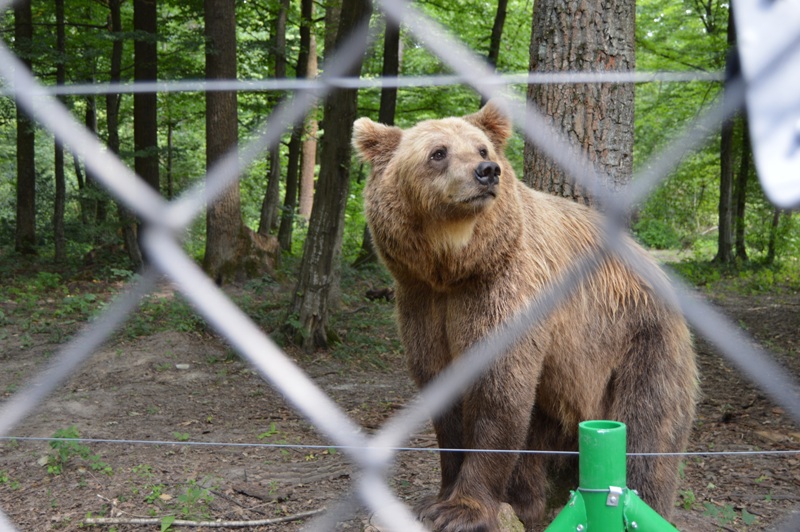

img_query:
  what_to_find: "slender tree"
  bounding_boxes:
[288,0,371,350]
[105,0,142,267]
[258,0,289,235]
[53,0,67,262]
[480,0,508,106]
[734,116,750,261]
[523,0,636,207]
[297,33,318,220]
[134,0,160,266]
[278,0,315,251]
[353,17,401,267]
[14,0,36,255]
[714,8,737,264]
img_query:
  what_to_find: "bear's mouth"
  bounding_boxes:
[464,189,497,204]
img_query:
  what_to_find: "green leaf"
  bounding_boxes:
[160,515,176,532]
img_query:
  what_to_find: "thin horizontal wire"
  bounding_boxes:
[4,436,798,458]
[141,227,372,463]
[0,71,724,98]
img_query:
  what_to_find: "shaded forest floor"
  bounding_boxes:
[0,254,799,531]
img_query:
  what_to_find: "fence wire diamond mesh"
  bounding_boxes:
[0,0,799,530]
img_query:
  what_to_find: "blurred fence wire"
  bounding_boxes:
[1,0,799,530]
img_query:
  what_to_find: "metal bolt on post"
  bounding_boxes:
[545,421,679,532]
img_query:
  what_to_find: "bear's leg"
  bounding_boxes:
[419,362,537,532]
[506,408,577,531]
[607,318,696,520]
[414,402,465,518]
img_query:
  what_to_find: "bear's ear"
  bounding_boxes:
[464,100,512,151]
[352,117,403,168]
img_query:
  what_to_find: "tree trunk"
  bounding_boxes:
[106,0,142,267]
[765,208,781,265]
[259,0,289,235]
[278,0,315,251]
[134,0,160,265]
[734,116,750,261]
[298,33,319,220]
[14,0,36,255]
[481,0,508,106]
[203,0,278,284]
[53,0,67,262]
[714,7,737,264]
[288,0,371,350]
[523,0,636,207]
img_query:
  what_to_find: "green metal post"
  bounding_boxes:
[544,420,680,531]
[579,420,627,531]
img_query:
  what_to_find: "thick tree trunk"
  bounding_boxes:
[289,0,371,350]
[14,0,36,255]
[203,0,277,284]
[298,34,319,220]
[734,117,750,262]
[523,0,636,207]
[53,0,67,262]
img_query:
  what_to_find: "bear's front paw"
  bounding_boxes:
[417,494,500,532]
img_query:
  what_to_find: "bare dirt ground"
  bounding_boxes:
[1,274,799,531]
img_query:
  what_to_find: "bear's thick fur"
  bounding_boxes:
[352,102,698,532]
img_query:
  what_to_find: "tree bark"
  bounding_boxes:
[14,0,36,255]
[106,0,142,268]
[734,116,750,262]
[134,0,160,265]
[765,208,781,265]
[54,0,67,262]
[278,0,315,250]
[714,7,737,264]
[259,0,289,235]
[288,0,371,350]
[298,33,319,220]
[523,0,636,207]
[203,0,278,284]
[481,0,508,106]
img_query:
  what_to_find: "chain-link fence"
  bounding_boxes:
[1,0,799,530]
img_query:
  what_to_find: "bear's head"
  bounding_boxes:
[352,101,513,222]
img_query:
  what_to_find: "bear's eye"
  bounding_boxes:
[479,147,489,159]
[430,147,447,162]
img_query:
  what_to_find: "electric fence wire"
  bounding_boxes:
[3,436,800,458]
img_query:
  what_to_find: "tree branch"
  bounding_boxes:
[84,507,326,528]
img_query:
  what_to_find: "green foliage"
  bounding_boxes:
[702,501,757,528]
[46,426,112,476]
[123,294,207,338]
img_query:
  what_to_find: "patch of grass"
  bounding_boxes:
[702,501,757,528]
[123,295,207,338]
[46,426,112,476]
[669,257,800,295]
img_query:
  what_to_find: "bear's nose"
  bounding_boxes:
[474,161,501,186]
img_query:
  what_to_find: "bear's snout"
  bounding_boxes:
[474,161,501,186]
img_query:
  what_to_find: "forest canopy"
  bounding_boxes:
[0,0,797,282]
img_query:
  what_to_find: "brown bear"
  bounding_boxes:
[352,102,698,532]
